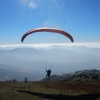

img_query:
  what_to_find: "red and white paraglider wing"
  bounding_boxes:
[21,27,74,42]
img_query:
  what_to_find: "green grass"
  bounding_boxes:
[0,81,100,100]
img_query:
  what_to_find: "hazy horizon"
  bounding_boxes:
[0,45,100,73]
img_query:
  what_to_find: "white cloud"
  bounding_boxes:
[28,2,37,9]
[20,0,37,9]
[0,42,100,48]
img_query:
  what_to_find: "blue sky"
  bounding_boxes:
[0,0,100,44]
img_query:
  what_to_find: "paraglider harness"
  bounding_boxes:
[46,69,52,78]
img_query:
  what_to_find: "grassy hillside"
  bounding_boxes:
[0,81,100,100]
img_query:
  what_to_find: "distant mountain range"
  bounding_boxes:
[42,69,100,82]
[0,68,26,81]
[0,64,44,81]
[0,46,100,81]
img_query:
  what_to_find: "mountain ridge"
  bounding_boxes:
[42,69,100,82]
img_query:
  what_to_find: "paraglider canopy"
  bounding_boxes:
[21,27,74,43]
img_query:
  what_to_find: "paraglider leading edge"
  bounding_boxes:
[21,27,74,43]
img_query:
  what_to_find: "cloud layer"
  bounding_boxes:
[0,42,100,49]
